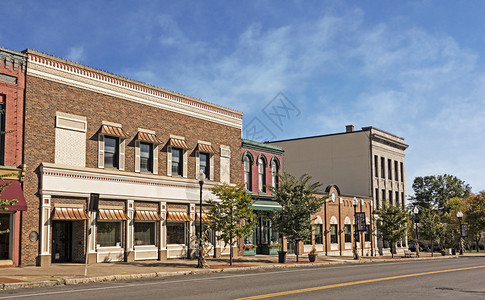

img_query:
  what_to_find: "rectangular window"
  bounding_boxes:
[374,155,378,177]
[167,222,185,244]
[314,224,323,245]
[243,155,252,191]
[199,153,209,179]
[104,136,119,168]
[400,162,404,182]
[394,161,398,181]
[395,191,400,208]
[382,189,386,203]
[97,222,122,247]
[0,99,5,165]
[380,157,385,179]
[402,192,405,210]
[330,224,338,244]
[344,224,351,243]
[140,142,153,172]
[171,148,183,176]
[0,213,12,259]
[375,188,379,209]
[134,222,155,246]
[388,159,392,180]
[365,225,371,242]
[389,191,393,206]
[258,158,266,193]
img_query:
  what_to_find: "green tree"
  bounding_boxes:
[207,183,257,266]
[463,192,485,252]
[419,207,444,256]
[411,174,471,213]
[268,173,324,262]
[375,201,408,258]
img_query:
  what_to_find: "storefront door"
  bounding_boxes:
[0,213,12,260]
[52,221,72,263]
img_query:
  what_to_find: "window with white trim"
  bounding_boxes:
[271,158,279,188]
[258,157,266,193]
[134,222,155,246]
[199,152,209,179]
[243,154,252,191]
[140,142,153,173]
[97,221,122,247]
[171,148,183,176]
[104,136,119,169]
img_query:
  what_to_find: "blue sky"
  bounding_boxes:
[2,0,485,194]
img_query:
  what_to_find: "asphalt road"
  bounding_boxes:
[1,257,484,299]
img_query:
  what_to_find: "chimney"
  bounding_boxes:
[346,125,354,133]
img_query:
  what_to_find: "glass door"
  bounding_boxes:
[52,221,72,263]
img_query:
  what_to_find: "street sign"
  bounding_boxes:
[461,224,468,237]
[356,212,366,232]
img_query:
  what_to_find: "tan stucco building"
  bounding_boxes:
[269,125,409,254]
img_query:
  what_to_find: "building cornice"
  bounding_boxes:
[242,139,284,155]
[24,50,242,128]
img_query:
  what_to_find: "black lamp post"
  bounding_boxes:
[413,207,420,258]
[197,169,206,268]
[457,211,463,255]
[353,197,358,260]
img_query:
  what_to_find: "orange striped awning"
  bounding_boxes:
[97,209,129,220]
[196,143,215,154]
[134,210,163,221]
[100,125,130,138]
[136,132,163,144]
[167,211,192,221]
[195,213,210,222]
[52,207,88,220]
[168,138,189,150]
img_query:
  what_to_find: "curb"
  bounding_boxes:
[1,255,458,290]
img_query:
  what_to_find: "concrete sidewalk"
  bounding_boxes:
[0,252,458,290]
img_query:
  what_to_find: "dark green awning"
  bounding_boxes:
[251,200,282,211]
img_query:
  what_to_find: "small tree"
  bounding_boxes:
[463,192,485,252]
[268,173,324,262]
[375,201,408,258]
[419,207,444,256]
[207,183,257,266]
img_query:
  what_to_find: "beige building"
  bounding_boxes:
[269,125,409,254]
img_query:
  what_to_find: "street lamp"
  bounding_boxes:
[413,207,420,258]
[197,169,206,268]
[457,211,464,255]
[353,197,359,260]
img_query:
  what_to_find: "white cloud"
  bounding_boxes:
[65,46,85,63]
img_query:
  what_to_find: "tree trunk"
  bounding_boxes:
[295,241,299,262]
[229,237,233,266]
[431,242,434,257]
[391,243,394,258]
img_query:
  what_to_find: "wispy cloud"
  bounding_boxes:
[65,46,85,63]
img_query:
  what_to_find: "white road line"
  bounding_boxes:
[0,259,454,299]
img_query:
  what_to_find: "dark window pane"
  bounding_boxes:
[199,153,209,178]
[171,148,183,176]
[167,222,185,244]
[134,222,155,245]
[140,142,152,172]
[0,214,11,259]
[344,224,352,243]
[97,222,121,247]
[330,224,338,244]
[104,136,118,168]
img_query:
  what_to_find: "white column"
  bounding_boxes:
[126,200,134,252]
[40,195,51,255]
[160,202,167,251]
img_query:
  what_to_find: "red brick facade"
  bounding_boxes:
[20,50,243,266]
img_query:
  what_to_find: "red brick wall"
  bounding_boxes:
[0,56,24,167]
[21,75,242,265]
[241,147,282,196]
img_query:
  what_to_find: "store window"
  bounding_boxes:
[167,222,185,244]
[134,222,155,246]
[314,224,323,245]
[344,224,351,243]
[195,222,213,244]
[330,224,338,244]
[97,222,122,247]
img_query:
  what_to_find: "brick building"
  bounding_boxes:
[0,48,27,267]
[240,139,283,256]
[20,49,243,266]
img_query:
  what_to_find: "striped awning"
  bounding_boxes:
[196,143,215,154]
[97,209,129,220]
[167,211,192,221]
[100,125,130,138]
[168,138,189,150]
[195,213,210,222]
[136,132,163,144]
[134,210,163,221]
[52,207,88,220]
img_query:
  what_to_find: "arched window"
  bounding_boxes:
[243,154,252,191]
[258,156,266,193]
[271,158,279,188]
